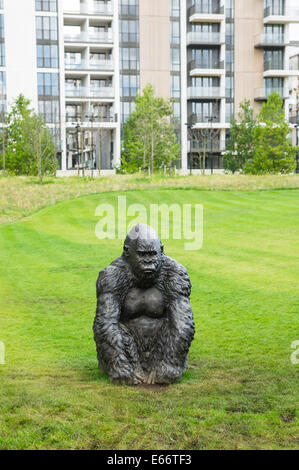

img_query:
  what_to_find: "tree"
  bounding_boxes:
[223,99,256,174]
[121,84,180,174]
[244,92,297,174]
[22,114,56,182]
[3,94,56,179]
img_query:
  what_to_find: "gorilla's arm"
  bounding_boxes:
[153,259,195,382]
[93,265,144,384]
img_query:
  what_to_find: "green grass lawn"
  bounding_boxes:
[0,186,298,449]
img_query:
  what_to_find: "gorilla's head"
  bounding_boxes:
[123,224,164,284]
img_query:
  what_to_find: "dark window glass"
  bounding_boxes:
[37,44,59,68]
[35,0,57,12]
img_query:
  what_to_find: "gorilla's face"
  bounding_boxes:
[126,238,164,284]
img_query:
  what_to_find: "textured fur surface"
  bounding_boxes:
[93,254,195,385]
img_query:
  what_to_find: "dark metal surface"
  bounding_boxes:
[93,224,195,385]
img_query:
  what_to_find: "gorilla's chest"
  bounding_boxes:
[122,286,165,320]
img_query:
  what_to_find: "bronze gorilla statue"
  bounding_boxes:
[93,224,195,385]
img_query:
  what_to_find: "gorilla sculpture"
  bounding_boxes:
[93,224,195,385]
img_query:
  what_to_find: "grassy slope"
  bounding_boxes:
[1,173,299,224]
[0,189,298,449]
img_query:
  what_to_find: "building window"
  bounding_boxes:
[0,1,3,9]
[35,0,57,11]
[121,101,136,123]
[38,99,60,123]
[37,44,59,68]
[0,70,6,98]
[120,0,139,17]
[37,73,59,96]
[0,43,5,67]
[172,101,180,119]
[192,48,220,68]
[226,102,234,122]
[36,16,58,41]
[120,74,139,97]
[171,48,180,71]
[120,19,139,43]
[265,0,285,16]
[171,0,180,17]
[171,75,180,98]
[191,101,220,122]
[120,47,139,70]
[0,14,4,40]
[171,21,180,44]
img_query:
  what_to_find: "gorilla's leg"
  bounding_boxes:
[147,322,189,384]
[96,323,146,384]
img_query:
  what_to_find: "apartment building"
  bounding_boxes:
[0,0,298,175]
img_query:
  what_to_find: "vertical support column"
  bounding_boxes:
[180,0,188,173]
[57,0,66,171]
[113,0,121,168]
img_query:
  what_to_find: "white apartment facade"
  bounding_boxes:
[0,0,298,175]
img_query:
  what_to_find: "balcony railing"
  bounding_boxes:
[65,87,114,98]
[64,31,113,43]
[89,4,113,15]
[189,139,226,153]
[65,87,89,97]
[65,60,114,70]
[188,59,224,72]
[64,3,113,16]
[255,87,289,100]
[264,6,299,17]
[65,61,88,70]
[66,114,116,123]
[264,60,284,71]
[189,4,224,16]
[289,113,299,124]
[290,57,299,70]
[187,31,225,45]
[89,87,114,98]
[89,60,114,70]
[188,113,221,124]
[187,86,224,99]
[254,33,286,47]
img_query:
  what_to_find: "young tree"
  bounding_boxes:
[223,99,256,174]
[121,84,180,173]
[4,94,56,178]
[244,92,297,174]
[22,114,56,182]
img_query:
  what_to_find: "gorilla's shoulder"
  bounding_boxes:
[96,257,130,294]
[162,256,191,297]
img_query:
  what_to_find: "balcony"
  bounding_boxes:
[188,4,225,23]
[187,113,221,124]
[188,59,225,76]
[189,139,226,153]
[264,6,299,24]
[89,87,114,98]
[254,87,289,101]
[254,33,287,48]
[289,113,299,124]
[64,59,114,71]
[187,31,225,46]
[64,31,113,44]
[65,87,114,99]
[290,56,299,72]
[65,87,89,98]
[187,86,224,100]
[64,3,113,16]
[66,115,117,125]
[89,60,114,70]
